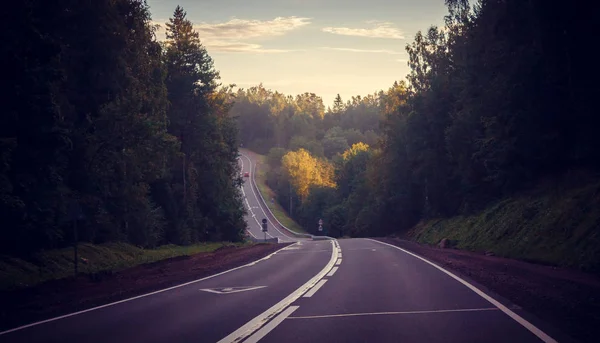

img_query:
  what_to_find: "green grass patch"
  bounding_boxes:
[253,153,307,234]
[409,177,600,273]
[0,241,246,291]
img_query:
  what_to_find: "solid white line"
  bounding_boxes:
[243,306,299,343]
[367,239,558,343]
[217,240,338,343]
[241,153,296,241]
[326,267,339,277]
[238,157,275,239]
[303,279,328,298]
[0,243,294,336]
[288,307,500,319]
[335,259,342,266]
[242,151,310,240]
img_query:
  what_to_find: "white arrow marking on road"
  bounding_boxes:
[200,286,267,294]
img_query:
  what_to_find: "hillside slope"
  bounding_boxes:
[409,173,600,274]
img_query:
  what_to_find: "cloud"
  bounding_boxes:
[322,21,404,39]
[204,42,297,54]
[153,16,310,53]
[319,47,404,55]
[194,16,311,40]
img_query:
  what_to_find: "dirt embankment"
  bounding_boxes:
[0,242,289,332]
[377,237,600,343]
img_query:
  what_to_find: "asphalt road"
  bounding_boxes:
[0,151,563,343]
[255,238,559,343]
[0,240,335,343]
[238,152,300,243]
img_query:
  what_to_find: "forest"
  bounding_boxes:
[2,0,596,260]
[2,2,246,256]
[234,0,597,242]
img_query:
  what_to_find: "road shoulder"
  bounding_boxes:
[375,237,600,343]
[0,243,290,332]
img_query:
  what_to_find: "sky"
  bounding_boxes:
[147,0,448,107]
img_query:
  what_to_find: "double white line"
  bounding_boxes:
[218,240,341,343]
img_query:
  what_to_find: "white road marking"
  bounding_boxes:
[238,157,275,239]
[335,259,342,266]
[246,229,258,239]
[243,306,299,343]
[326,266,339,277]
[303,279,328,298]
[217,240,339,343]
[368,239,558,343]
[288,307,500,319]
[240,153,296,242]
[0,243,294,336]
[199,286,267,294]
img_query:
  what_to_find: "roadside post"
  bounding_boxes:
[318,218,323,236]
[262,218,268,242]
[67,199,84,277]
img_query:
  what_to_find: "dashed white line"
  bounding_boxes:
[239,157,275,239]
[303,279,328,298]
[240,153,295,242]
[0,243,292,336]
[335,259,342,266]
[243,306,299,343]
[217,240,338,343]
[326,266,339,277]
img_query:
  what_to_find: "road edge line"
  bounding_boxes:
[241,153,294,241]
[367,238,558,343]
[217,239,339,343]
[0,243,295,336]
[240,152,311,240]
[239,157,274,239]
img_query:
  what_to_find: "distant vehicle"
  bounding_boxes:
[244,172,250,177]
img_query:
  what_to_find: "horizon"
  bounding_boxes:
[146,0,447,107]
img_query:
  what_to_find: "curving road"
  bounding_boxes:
[0,151,567,343]
[238,151,305,243]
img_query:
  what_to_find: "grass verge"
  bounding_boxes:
[252,153,307,234]
[409,174,600,274]
[0,241,246,291]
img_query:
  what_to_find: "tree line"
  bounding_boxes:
[235,0,596,237]
[1,1,245,256]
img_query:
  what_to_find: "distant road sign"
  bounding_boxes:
[318,218,323,225]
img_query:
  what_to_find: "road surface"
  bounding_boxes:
[238,152,301,243]
[0,152,564,343]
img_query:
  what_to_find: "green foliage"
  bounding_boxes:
[0,241,244,290]
[410,176,600,273]
[1,3,245,258]
[249,151,306,234]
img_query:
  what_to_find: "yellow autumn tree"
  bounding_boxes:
[342,142,370,161]
[282,148,335,201]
